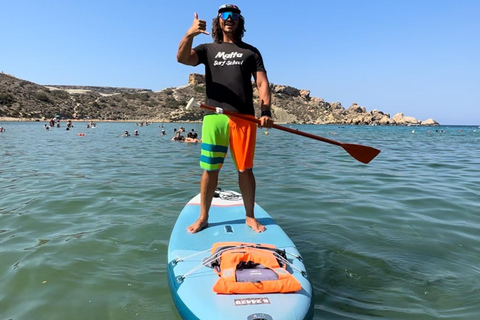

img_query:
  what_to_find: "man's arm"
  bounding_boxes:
[254,71,273,128]
[177,13,209,66]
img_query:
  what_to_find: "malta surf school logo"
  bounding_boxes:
[213,51,244,66]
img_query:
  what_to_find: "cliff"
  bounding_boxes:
[0,72,438,125]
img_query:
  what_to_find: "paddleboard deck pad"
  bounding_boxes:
[168,189,314,320]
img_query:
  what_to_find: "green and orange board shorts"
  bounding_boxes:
[200,114,257,172]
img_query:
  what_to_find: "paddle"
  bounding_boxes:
[186,98,381,164]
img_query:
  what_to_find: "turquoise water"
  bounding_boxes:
[1,121,479,320]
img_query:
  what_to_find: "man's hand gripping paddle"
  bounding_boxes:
[186,98,381,164]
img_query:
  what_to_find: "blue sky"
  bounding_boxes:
[2,0,479,125]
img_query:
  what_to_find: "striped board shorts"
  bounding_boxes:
[200,114,257,172]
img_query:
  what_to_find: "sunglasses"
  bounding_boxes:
[219,11,240,21]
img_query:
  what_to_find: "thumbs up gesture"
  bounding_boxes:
[187,13,210,37]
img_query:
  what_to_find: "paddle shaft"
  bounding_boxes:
[198,103,345,146]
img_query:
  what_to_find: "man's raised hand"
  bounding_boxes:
[188,13,209,37]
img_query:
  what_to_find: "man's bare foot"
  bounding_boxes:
[187,219,208,233]
[246,216,266,233]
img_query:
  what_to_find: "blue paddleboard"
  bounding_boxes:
[167,190,314,320]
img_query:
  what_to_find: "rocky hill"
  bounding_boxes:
[0,72,438,125]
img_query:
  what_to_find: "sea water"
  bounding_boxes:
[1,121,479,320]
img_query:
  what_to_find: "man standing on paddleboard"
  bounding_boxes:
[177,4,273,233]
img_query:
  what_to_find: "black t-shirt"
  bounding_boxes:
[194,41,266,115]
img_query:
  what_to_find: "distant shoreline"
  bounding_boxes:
[0,117,193,123]
[0,117,477,127]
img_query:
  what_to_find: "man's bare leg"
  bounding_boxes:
[238,169,266,232]
[187,170,219,233]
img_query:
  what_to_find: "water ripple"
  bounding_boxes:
[1,122,480,319]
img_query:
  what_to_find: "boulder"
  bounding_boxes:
[188,73,205,86]
[377,115,393,125]
[272,85,300,97]
[330,102,344,111]
[347,103,367,114]
[393,113,421,125]
[299,90,310,100]
[421,118,439,126]
[310,97,324,104]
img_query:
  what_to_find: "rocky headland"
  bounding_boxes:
[0,72,438,125]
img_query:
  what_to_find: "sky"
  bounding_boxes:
[1,0,479,125]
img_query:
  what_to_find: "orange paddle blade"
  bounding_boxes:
[341,143,381,164]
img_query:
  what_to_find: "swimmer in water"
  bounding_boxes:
[172,131,185,141]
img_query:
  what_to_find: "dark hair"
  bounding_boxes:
[211,16,246,43]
